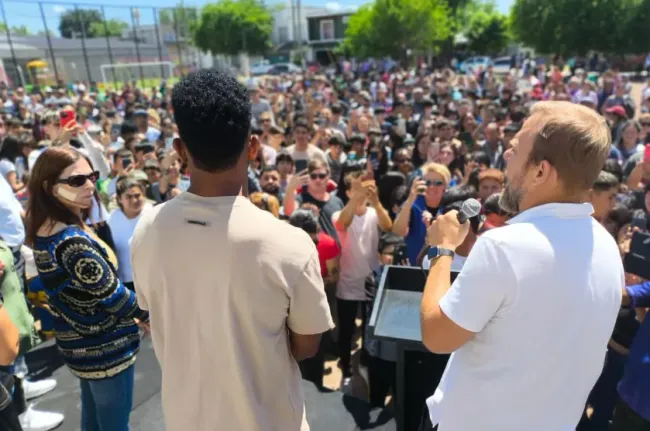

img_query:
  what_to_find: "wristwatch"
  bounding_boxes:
[427,246,455,262]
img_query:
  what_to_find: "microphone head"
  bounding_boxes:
[461,198,482,219]
[456,198,482,224]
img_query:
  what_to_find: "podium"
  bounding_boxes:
[368,265,458,431]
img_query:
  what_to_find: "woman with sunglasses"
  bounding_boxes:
[24,147,149,431]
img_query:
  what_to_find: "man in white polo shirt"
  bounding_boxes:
[419,101,623,430]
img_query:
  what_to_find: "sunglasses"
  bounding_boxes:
[310,173,328,180]
[641,122,650,127]
[426,180,444,187]
[55,171,99,187]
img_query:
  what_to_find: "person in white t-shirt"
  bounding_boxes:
[418,101,623,431]
[130,70,333,431]
[107,177,150,290]
[332,169,392,388]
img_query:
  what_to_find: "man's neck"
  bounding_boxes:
[295,141,308,151]
[186,168,246,198]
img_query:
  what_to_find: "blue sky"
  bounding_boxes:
[4,0,513,36]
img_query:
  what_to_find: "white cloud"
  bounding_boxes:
[325,2,357,12]
[325,2,342,11]
[53,5,66,14]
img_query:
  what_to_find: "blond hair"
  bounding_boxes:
[421,162,452,185]
[528,101,610,193]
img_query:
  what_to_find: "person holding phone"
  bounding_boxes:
[284,119,327,172]
[332,170,392,390]
[392,163,451,265]
[283,159,344,241]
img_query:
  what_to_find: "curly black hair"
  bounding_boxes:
[171,69,251,172]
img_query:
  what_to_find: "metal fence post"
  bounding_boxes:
[100,6,117,89]
[130,7,145,87]
[75,4,93,83]
[39,2,60,84]
[153,8,165,79]
[171,7,184,77]
[0,0,20,86]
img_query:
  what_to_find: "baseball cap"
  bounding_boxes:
[605,105,627,118]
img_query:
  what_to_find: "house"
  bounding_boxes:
[307,12,351,64]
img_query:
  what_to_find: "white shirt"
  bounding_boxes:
[107,207,148,283]
[427,203,622,430]
[130,194,333,431]
[0,174,25,247]
[334,207,379,301]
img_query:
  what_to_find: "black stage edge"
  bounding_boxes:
[24,339,395,430]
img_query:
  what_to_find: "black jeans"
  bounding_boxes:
[336,299,366,377]
[0,372,22,431]
[367,355,396,408]
[611,399,650,431]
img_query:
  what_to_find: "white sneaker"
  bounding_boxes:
[19,405,64,431]
[23,379,57,401]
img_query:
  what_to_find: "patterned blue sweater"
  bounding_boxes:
[33,225,148,380]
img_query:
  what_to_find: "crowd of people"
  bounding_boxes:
[0,58,648,430]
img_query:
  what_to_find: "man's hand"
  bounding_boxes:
[364,181,380,207]
[286,169,310,192]
[427,210,469,251]
[160,149,178,171]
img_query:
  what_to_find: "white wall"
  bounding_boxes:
[271,3,329,45]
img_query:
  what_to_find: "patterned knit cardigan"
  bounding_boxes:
[33,225,148,380]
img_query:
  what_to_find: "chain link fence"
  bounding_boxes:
[0,0,203,90]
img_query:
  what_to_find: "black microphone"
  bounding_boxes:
[457,198,482,224]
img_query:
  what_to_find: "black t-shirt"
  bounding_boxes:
[295,191,344,243]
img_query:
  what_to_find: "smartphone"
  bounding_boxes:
[122,158,132,170]
[294,159,308,173]
[59,109,76,129]
[644,144,650,163]
[369,151,379,170]
[393,244,407,265]
[110,124,121,137]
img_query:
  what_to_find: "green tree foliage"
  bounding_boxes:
[463,2,509,54]
[193,0,272,55]
[59,9,102,38]
[342,0,451,59]
[510,0,650,55]
[0,23,31,36]
[89,19,128,38]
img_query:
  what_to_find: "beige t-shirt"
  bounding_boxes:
[131,194,334,431]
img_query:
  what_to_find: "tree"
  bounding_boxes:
[463,3,509,54]
[0,23,31,36]
[341,0,451,60]
[510,0,650,55]
[89,19,128,38]
[59,9,102,38]
[193,0,272,55]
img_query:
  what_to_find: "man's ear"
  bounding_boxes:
[248,135,261,161]
[173,138,189,165]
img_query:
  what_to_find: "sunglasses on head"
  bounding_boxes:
[426,180,444,187]
[310,173,328,180]
[55,171,99,187]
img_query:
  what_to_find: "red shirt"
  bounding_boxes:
[316,232,340,277]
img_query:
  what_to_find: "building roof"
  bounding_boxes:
[307,12,352,20]
[8,35,163,52]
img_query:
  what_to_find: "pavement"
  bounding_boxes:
[24,338,395,431]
